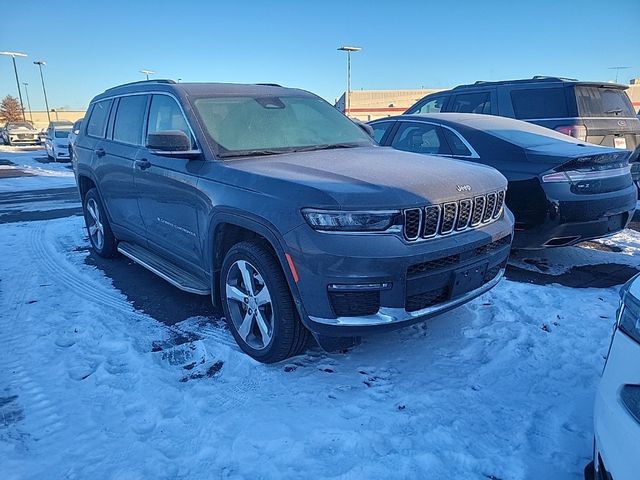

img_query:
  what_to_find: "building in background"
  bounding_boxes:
[335,89,443,121]
[24,110,85,130]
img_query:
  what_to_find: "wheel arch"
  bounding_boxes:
[206,211,301,310]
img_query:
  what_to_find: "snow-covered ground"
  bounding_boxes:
[1,147,638,479]
[0,146,75,193]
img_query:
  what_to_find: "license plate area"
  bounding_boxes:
[614,137,627,149]
[450,262,488,299]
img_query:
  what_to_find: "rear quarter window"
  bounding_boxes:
[510,88,569,119]
[575,86,636,117]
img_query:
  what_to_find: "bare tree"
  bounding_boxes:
[0,95,24,123]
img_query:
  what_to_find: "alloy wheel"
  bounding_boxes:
[225,259,274,350]
[86,198,104,251]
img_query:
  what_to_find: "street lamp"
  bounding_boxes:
[33,61,51,123]
[608,66,630,83]
[0,51,28,121]
[337,46,361,117]
[22,82,33,122]
[140,69,155,80]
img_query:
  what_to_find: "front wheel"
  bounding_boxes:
[83,188,117,257]
[221,240,309,363]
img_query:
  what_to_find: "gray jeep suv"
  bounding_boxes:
[74,80,514,362]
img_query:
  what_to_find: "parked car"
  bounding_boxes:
[406,77,640,150]
[74,80,514,362]
[369,113,636,249]
[68,118,83,160]
[1,121,40,145]
[44,123,73,161]
[585,273,640,480]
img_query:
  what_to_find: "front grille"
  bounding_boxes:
[329,291,380,317]
[483,193,497,222]
[402,190,506,241]
[406,288,448,312]
[404,208,422,240]
[407,254,461,277]
[475,235,512,256]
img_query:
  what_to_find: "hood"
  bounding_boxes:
[222,146,507,209]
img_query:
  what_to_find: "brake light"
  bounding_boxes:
[554,125,587,141]
[542,166,631,183]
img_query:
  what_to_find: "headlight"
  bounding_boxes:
[302,208,399,232]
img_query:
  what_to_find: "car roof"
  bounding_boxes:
[451,76,628,90]
[91,79,312,103]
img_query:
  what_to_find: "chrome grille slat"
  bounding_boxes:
[456,199,472,230]
[482,193,497,223]
[440,202,457,234]
[423,205,441,238]
[402,189,506,241]
[403,208,422,241]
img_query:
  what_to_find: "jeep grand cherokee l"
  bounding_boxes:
[74,80,514,363]
[370,113,636,249]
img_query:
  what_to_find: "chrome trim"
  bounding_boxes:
[440,202,458,234]
[423,205,441,238]
[309,268,505,327]
[403,208,423,241]
[470,196,486,227]
[482,192,497,223]
[456,199,472,230]
[493,191,505,219]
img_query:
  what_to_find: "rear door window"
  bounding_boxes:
[575,86,636,117]
[370,121,394,144]
[511,87,569,119]
[391,122,451,155]
[112,95,148,145]
[450,92,492,114]
[86,100,113,138]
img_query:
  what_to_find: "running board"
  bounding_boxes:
[117,242,210,295]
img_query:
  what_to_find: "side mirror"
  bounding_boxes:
[147,130,201,158]
[354,120,374,137]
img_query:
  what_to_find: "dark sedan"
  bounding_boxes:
[370,113,637,249]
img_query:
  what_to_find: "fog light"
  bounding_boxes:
[328,282,391,291]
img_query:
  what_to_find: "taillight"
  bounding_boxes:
[541,166,631,183]
[555,124,587,141]
[541,151,631,183]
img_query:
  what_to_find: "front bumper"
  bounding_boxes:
[514,183,637,249]
[284,209,514,336]
[8,136,39,145]
[593,330,640,480]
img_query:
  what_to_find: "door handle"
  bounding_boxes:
[135,158,151,170]
[95,148,106,157]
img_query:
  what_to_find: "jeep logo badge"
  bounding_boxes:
[456,184,472,192]
[618,120,627,127]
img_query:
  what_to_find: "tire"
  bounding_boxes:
[220,240,309,363]
[83,188,117,258]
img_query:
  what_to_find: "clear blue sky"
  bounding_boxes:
[1,0,639,111]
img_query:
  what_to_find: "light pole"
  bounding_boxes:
[608,66,630,83]
[0,51,28,121]
[337,46,361,117]
[140,69,155,80]
[33,61,51,123]
[22,82,33,122]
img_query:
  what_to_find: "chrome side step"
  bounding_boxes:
[117,242,210,295]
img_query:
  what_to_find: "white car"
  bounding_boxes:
[587,273,640,480]
[67,118,83,161]
[44,123,73,162]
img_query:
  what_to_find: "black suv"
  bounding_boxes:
[74,80,514,362]
[406,76,640,149]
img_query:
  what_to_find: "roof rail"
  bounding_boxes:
[532,75,579,82]
[254,83,283,87]
[103,79,176,93]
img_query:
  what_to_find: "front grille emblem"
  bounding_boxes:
[456,184,472,192]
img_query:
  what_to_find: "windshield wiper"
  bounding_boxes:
[218,149,289,159]
[605,108,623,115]
[290,143,362,153]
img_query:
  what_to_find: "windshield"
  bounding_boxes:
[7,122,34,130]
[576,86,636,117]
[193,95,372,157]
[55,129,71,139]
